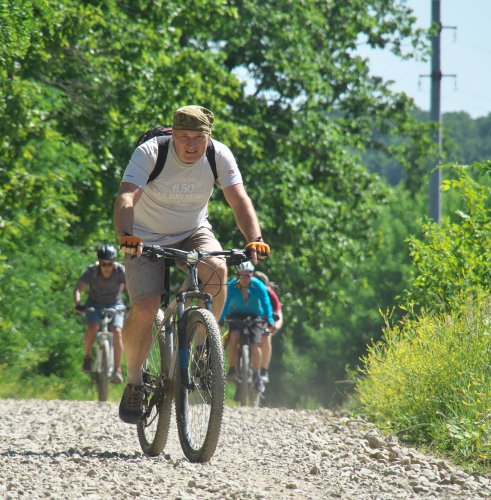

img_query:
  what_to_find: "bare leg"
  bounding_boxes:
[84,323,98,357]
[122,295,160,385]
[197,257,227,320]
[110,326,123,372]
[227,331,239,369]
[251,343,262,373]
[261,334,272,370]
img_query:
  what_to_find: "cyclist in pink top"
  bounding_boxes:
[254,271,283,383]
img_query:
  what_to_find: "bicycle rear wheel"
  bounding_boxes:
[248,383,261,408]
[175,308,225,462]
[96,340,110,402]
[137,309,174,456]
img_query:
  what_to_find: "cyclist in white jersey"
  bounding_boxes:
[114,105,270,424]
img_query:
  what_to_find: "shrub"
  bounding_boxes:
[356,295,491,466]
[404,161,490,312]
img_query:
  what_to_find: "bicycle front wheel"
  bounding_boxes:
[96,340,110,402]
[175,308,225,462]
[137,309,174,456]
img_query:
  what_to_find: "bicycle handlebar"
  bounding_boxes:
[225,315,273,335]
[141,245,251,266]
[85,306,127,314]
[226,315,269,325]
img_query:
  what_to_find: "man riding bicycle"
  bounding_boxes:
[114,105,270,424]
[219,261,275,394]
[74,244,126,384]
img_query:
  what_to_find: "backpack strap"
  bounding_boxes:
[147,135,171,184]
[146,136,218,185]
[205,140,218,182]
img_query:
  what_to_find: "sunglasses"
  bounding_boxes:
[238,273,253,278]
[100,261,114,268]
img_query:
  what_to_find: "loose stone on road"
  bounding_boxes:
[0,399,489,499]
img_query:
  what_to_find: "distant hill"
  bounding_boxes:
[363,109,491,185]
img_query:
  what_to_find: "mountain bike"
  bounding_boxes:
[86,306,126,402]
[136,244,250,462]
[226,316,270,407]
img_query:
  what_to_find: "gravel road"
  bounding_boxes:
[0,399,490,499]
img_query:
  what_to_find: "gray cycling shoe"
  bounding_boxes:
[119,384,144,424]
[253,374,265,394]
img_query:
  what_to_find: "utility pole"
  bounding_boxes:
[429,0,442,223]
[420,1,456,223]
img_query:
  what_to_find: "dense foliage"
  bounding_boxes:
[1,0,487,409]
[356,164,491,467]
[404,162,491,311]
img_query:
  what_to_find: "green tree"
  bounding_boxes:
[443,112,491,165]
[355,163,491,465]
[404,162,491,312]
[0,0,436,405]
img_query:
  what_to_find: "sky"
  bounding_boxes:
[357,0,491,119]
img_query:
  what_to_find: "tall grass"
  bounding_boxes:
[355,295,491,468]
[0,365,124,402]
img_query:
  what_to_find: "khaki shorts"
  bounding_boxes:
[124,227,223,303]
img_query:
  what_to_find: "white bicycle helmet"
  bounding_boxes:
[237,261,255,273]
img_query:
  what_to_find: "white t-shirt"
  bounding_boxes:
[122,137,242,245]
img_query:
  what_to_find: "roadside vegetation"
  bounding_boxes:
[1,0,490,470]
[355,162,491,470]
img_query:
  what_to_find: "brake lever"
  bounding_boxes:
[143,250,160,262]
[227,249,251,266]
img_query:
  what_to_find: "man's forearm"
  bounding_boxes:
[223,184,263,243]
[114,183,142,237]
[114,197,135,237]
[233,196,262,242]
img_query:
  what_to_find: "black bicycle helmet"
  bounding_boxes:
[97,243,117,261]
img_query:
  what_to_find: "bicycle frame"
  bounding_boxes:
[84,306,124,402]
[227,316,269,406]
[94,309,115,378]
[137,244,251,461]
[143,246,249,386]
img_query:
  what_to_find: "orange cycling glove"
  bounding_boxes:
[119,234,143,253]
[245,240,270,258]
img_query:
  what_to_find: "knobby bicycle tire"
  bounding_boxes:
[175,308,225,463]
[238,345,249,406]
[137,309,174,456]
[96,340,110,402]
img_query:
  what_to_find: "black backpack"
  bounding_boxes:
[136,126,218,184]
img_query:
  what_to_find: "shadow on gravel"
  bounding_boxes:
[0,449,148,460]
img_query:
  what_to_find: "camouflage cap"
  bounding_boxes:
[172,105,214,134]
